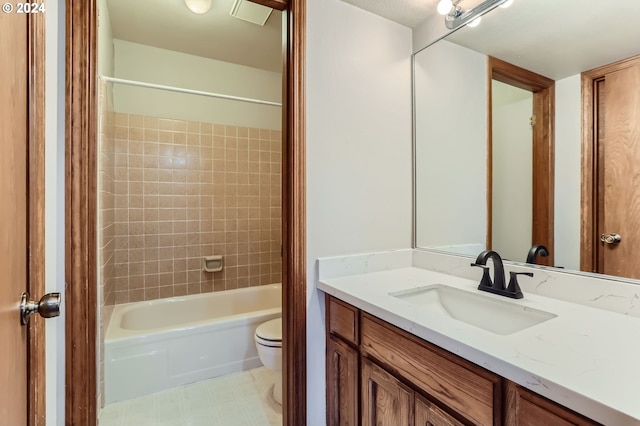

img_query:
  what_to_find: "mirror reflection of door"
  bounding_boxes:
[491,81,533,262]
[582,55,640,279]
[487,57,555,266]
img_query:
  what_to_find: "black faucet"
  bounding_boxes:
[526,245,549,264]
[471,250,532,299]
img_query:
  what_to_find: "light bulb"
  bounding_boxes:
[499,0,514,7]
[468,16,481,27]
[437,0,453,15]
[184,0,212,14]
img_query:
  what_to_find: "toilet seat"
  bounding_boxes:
[255,318,282,348]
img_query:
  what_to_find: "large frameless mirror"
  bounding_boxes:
[414,0,640,281]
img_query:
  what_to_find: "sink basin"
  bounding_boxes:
[389,284,556,335]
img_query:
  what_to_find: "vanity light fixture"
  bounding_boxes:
[437,0,454,15]
[184,0,212,14]
[467,16,481,27]
[442,0,509,30]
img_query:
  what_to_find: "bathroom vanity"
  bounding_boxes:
[317,1,640,423]
[326,296,595,425]
[318,250,640,425]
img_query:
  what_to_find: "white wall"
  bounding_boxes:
[554,74,581,270]
[306,0,413,423]
[492,81,533,262]
[45,1,66,424]
[111,40,281,130]
[413,12,452,54]
[414,40,487,251]
[97,0,114,77]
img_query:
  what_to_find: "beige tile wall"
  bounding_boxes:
[98,81,116,408]
[111,113,282,303]
[99,113,117,308]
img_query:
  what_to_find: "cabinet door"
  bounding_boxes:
[361,314,500,425]
[415,395,465,426]
[362,358,414,426]
[327,336,359,426]
[505,382,599,426]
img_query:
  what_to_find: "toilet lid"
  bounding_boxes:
[255,318,282,345]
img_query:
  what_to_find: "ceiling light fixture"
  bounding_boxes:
[437,0,453,15]
[443,0,508,30]
[184,0,212,14]
[499,0,514,8]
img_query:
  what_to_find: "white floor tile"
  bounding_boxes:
[99,367,282,426]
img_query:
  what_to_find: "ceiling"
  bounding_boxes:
[338,0,485,28]
[442,0,640,80]
[105,0,283,73]
[340,0,640,81]
[339,0,438,28]
[105,0,640,80]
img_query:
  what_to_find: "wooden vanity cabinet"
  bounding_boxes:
[325,295,600,426]
[326,294,497,425]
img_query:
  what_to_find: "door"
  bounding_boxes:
[583,56,640,279]
[327,336,359,426]
[0,10,29,425]
[491,80,534,262]
[488,57,555,266]
[361,358,413,426]
[599,62,640,277]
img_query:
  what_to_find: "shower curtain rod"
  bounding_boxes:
[101,76,282,107]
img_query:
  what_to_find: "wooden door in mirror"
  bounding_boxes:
[581,54,640,280]
[488,56,555,267]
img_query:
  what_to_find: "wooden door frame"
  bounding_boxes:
[27,11,46,426]
[487,57,555,265]
[580,55,640,273]
[64,1,306,425]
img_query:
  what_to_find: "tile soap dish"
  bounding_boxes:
[203,255,224,272]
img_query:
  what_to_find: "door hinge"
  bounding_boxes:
[530,114,537,127]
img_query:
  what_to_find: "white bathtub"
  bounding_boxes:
[104,284,281,404]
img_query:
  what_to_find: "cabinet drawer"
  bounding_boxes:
[327,295,359,345]
[361,313,501,426]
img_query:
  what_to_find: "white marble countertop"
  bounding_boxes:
[318,266,640,425]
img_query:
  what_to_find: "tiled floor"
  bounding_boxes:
[99,367,282,426]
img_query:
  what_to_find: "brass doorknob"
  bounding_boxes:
[20,292,61,325]
[600,233,622,245]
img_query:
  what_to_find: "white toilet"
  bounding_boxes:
[254,317,282,404]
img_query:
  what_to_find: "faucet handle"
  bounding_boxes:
[471,263,493,289]
[506,272,533,299]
